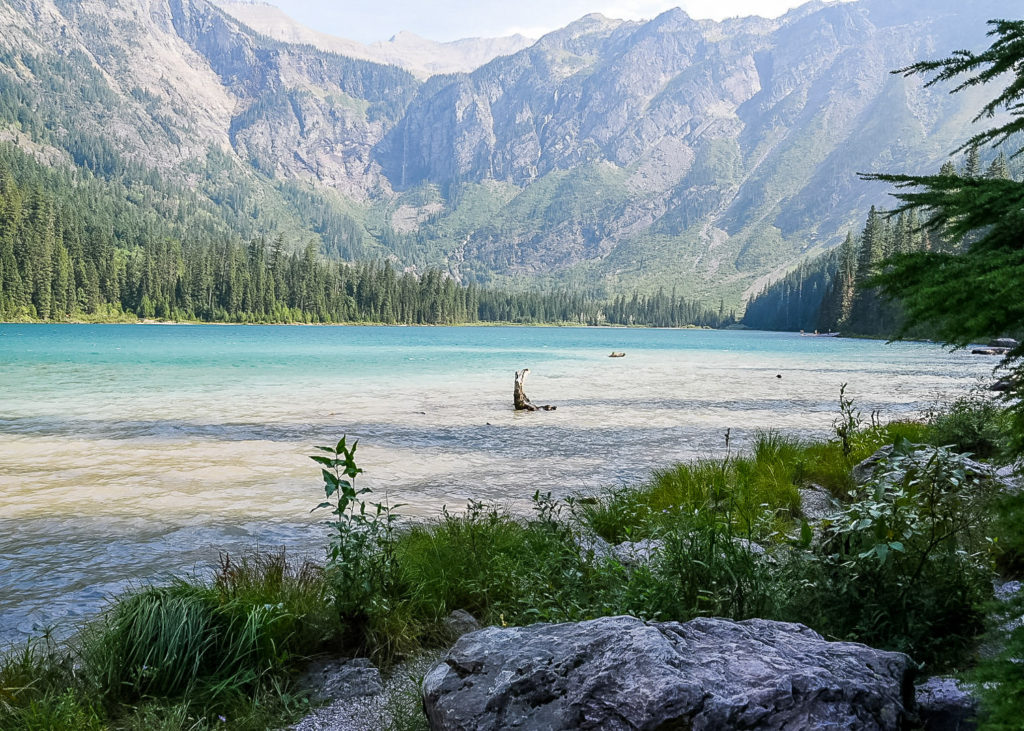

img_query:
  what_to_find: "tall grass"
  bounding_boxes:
[1,550,334,730]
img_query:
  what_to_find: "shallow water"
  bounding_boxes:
[0,324,996,641]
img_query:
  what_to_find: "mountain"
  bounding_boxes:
[0,0,1007,306]
[213,1,534,79]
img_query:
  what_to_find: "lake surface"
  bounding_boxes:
[0,324,996,642]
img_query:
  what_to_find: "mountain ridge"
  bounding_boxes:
[0,0,1006,305]
[213,0,535,79]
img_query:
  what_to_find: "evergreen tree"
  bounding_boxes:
[862,19,1024,446]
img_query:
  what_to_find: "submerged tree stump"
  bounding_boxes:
[514,369,556,411]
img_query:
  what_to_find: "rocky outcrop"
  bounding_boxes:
[422,615,913,730]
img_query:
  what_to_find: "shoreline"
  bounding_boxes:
[0,317,717,330]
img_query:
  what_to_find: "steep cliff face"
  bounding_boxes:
[375,0,1003,296]
[0,0,1006,301]
[0,0,418,198]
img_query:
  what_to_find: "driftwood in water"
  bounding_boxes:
[514,369,556,411]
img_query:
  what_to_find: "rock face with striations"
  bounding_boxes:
[422,615,913,730]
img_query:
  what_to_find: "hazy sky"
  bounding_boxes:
[267,0,838,43]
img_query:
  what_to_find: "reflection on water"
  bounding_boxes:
[0,324,993,641]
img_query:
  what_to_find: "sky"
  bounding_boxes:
[266,0,838,44]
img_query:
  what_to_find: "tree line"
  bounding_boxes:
[742,149,1015,336]
[0,146,731,327]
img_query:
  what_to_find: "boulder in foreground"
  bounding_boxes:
[422,615,913,730]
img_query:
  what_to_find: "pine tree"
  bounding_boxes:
[862,19,1024,447]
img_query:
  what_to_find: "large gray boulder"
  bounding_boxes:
[422,616,913,730]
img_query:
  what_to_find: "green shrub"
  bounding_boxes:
[780,441,995,668]
[991,491,1024,577]
[926,395,1010,461]
[0,641,103,731]
[74,549,335,728]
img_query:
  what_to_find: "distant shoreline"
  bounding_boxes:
[0,318,719,330]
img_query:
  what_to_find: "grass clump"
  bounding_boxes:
[0,550,335,730]
[580,431,802,543]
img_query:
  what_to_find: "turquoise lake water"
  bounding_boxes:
[0,324,997,641]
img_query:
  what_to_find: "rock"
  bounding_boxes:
[422,615,913,731]
[573,532,613,562]
[296,657,383,705]
[292,652,441,731]
[853,445,895,484]
[995,463,1023,494]
[994,579,1022,603]
[915,676,978,731]
[853,445,1006,489]
[610,538,664,565]
[989,338,1019,349]
[990,377,1016,392]
[799,483,839,520]
[971,348,1009,356]
[733,536,767,555]
[443,609,481,640]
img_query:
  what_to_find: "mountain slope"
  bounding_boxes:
[378,0,1005,299]
[0,0,1007,305]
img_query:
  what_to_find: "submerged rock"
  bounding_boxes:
[422,615,913,730]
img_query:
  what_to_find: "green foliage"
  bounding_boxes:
[0,140,730,326]
[0,550,327,729]
[895,20,1024,155]
[856,19,1024,449]
[580,435,801,544]
[926,394,1011,460]
[742,205,936,336]
[0,640,103,731]
[311,438,413,657]
[783,441,995,667]
[990,491,1024,577]
[973,590,1024,729]
[80,552,334,709]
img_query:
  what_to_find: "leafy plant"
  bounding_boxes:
[973,590,1024,729]
[311,437,405,651]
[926,394,1010,461]
[784,440,995,666]
[833,383,862,457]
